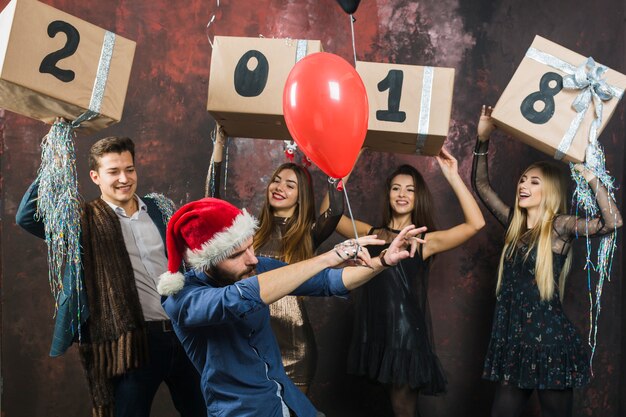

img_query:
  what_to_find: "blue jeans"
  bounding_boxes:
[113,321,206,417]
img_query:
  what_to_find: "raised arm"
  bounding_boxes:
[554,164,623,238]
[421,148,485,259]
[16,180,46,239]
[319,148,372,238]
[310,179,345,249]
[205,124,227,198]
[471,105,511,227]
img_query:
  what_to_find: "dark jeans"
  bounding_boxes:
[113,321,206,417]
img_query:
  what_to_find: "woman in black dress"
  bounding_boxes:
[321,148,484,417]
[472,105,623,417]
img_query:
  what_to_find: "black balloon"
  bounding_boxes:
[335,0,361,14]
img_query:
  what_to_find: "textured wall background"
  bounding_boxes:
[1,0,624,416]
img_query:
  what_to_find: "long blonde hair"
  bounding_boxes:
[253,163,316,263]
[496,161,572,301]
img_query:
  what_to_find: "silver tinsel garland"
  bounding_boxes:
[34,120,83,319]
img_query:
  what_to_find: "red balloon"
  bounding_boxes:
[283,52,368,179]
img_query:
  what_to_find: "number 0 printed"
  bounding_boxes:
[233,50,269,97]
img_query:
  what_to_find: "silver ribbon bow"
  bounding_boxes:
[526,48,624,160]
[557,57,622,160]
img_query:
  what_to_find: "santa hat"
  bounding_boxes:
[157,198,258,296]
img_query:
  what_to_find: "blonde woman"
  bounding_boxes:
[472,105,623,417]
[209,128,344,394]
[321,148,485,417]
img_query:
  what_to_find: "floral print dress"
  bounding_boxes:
[482,245,588,388]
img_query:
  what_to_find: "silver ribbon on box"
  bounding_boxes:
[72,30,116,127]
[525,48,624,160]
[295,39,307,63]
[415,66,434,154]
[283,39,308,157]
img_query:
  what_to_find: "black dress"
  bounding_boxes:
[482,245,589,389]
[347,227,447,394]
[471,138,619,389]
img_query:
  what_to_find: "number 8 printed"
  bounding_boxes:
[519,72,563,125]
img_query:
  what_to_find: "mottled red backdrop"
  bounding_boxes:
[1,0,624,416]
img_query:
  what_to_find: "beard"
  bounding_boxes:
[240,266,256,280]
[207,265,257,286]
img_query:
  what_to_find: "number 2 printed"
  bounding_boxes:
[39,20,80,83]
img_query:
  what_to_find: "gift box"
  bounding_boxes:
[492,35,626,163]
[0,0,136,133]
[207,36,322,140]
[356,61,455,155]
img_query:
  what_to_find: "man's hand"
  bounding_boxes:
[331,235,385,268]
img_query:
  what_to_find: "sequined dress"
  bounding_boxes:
[347,227,447,394]
[471,139,619,389]
[209,161,344,387]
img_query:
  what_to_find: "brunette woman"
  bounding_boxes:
[209,128,344,394]
[321,148,485,417]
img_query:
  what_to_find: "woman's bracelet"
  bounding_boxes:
[379,249,391,267]
[472,150,488,156]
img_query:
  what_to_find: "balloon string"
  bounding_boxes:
[341,182,361,256]
[350,14,357,66]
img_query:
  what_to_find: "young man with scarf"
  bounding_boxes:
[157,197,426,417]
[16,136,205,417]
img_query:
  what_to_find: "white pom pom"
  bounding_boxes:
[157,271,185,296]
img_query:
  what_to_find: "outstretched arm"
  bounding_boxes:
[471,105,511,227]
[319,148,372,238]
[258,225,426,304]
[167,226,427,327]
[554,164,623,238]
[421,148,485,259]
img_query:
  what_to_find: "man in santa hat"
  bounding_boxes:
[157,197,425,417]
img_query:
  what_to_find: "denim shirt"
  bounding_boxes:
[162,257,347,417]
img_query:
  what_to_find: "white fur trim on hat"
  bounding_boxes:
[157,271,186,296]
[185,209,258,270]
